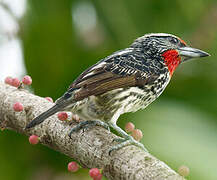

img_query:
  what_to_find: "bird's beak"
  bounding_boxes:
[178,46,210,62]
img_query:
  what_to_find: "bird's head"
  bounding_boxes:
[131,33,210,76]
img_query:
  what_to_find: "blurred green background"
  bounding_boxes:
[0,0,217,179]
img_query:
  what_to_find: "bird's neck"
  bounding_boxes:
[162,50,181,76]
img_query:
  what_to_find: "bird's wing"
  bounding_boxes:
[64,49,160,101]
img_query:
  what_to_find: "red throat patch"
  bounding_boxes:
[162,49,181,76]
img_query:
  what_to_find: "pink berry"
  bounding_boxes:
[89,168,102,179]
[57,112,68,121]
[4,76,13,85]
[22,75,32,85]
[94,173,102,180]
[131,129,143,141]
[29,135,39,145]
[45,97,53,103]
[125,122,135,133]
[11,78,21,87]
[67,161,79,172]
[13,102,23,112]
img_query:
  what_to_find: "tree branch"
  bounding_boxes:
[0,82,185,180]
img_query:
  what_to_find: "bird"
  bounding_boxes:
[26,33,210,153]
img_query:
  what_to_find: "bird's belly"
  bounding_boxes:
[70,73,170,121]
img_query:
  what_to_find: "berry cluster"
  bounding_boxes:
[57,111,80,122]
[5,75,32,87]
[125,122,143,141]
[9,75,32,112]
[67,161,103,180]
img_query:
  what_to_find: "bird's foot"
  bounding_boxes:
[68,120,110,138]
[109,135,148,155]
[107,122,148,155]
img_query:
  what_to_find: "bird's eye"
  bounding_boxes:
[169,37,178,44]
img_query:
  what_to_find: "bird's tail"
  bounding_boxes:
[25,97,74,129]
